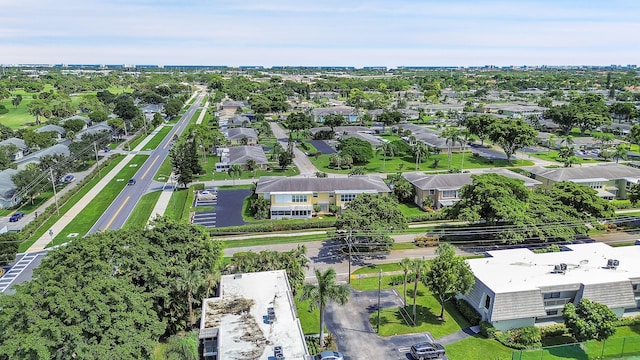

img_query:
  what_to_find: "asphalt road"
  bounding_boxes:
[89,93,206,233]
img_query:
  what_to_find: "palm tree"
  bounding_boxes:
[165,333,198,360]
[547,134,556,152]
[300,268,350,348]
[178,269,202,329]
[400,258,413,307]
[245,159,258,177]
[228,164,242,185]
[613,145,629,163]
[376,142,397,172]
[560,135,575,149]
[458,130,470,172]
[409,259,427,324]
[204,267,221,298]
[412,142,430,170]
[441,127,461,170]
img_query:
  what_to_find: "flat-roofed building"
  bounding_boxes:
[460,243,640,331]
[199,270,310,360]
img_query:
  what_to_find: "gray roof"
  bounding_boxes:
[403,169,541,191]
[35,124,66,135]
[0,169,19,199]
[310,126,371,135]
[339,132,385,146]
[255,175,391,194]
[0,137,27,150]
[59,115,91,124]
[17,144,70,169]
[141,104,163,113]
[227,115,251,126]
[221,100,248,108]
[578,281,637,309]
[227,146,268,165]
[76,122,112,139]
[528,164,640,182]
[491,289,547,321]
[312,106,358,117]
[226,128,258,141]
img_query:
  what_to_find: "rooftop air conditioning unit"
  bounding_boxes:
[606,259,620,269]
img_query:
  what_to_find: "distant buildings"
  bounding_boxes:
[199,270,310,360]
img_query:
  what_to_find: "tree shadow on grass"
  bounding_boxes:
[394,305,444,327]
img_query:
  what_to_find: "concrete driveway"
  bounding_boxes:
[324,288,436,360]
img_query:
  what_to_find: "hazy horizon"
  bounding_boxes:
[2,0,639,67]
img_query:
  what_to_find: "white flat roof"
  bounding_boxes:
[200,270,308,360]
[467,243,640,293]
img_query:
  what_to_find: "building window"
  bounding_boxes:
[543,292,561,299]
[441,190,458,198]
[429,189,435,195]
[313,193,318,198]
[291,195,307,203]
[484,295,491,309]
[546,310,558,316]
[329,193,334,198]
[340,194,357,202]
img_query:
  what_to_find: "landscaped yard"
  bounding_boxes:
[310,152,534,174]
[445,335,513,360]
[530,151,605,164]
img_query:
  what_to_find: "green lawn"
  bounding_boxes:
[141,126,172,150]
[154,157,173,181]
[310,152,533,174]
[296,297,322,335]
[530,151,605,164]
[352,263,402,275]
[19,155,126,251]
[0,94,38,129]
[397,202,427,217]
[123,191,162,229]
[445,335,513,360]
[48,155,149,247]
[163,184,201,222]
[222,233,327,248]
[195,154,299,181]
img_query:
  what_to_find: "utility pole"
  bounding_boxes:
[50,168,59,215]
[377,269,382,333]
[347,229,352,284]
[93,142,101,178]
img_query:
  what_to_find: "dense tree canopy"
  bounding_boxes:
[0,218,223,359]
[563,299,617,342]
[337,137,373,164]
[488,118,537,160]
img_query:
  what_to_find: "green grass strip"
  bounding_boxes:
[141,126,171,150]
[124,191,162,229]
[19,155,126,251]
[47,155,149,247]
[222,233,327,249]
[164,188,190,222]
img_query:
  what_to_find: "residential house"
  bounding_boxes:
[460,243,640,331]
[309,126,372,137]
[75,122,112,140]
[312,106,360,123]
[536,132,625,150]
[528,164,640,200]
[422,104,464,116]
[0,137,29,160]
[255,175,391,219]
[338,132,385,147]
[225,115,252,128]
[395,123,463,152]
[215,146,268,172]
[0,169,20,208]
[199,270,310,360]
[483,103,546,118]
[16,144,70,170]
[403,170,541,209]
[220,100,248,112]
[225,128,258,145]
[35,124,66,141]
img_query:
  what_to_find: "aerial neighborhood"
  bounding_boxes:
[1,64,640,360]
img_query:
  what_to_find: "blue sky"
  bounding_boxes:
[1,0,639,67]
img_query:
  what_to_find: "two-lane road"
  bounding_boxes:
[89,92,206,233]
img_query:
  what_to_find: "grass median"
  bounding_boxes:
[19,155,126,251]
[47,155,149,247]
[141,126,172,150]
[123,191,162,229]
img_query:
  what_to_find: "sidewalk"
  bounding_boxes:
[26,122,171,252]
[195,100,210,124]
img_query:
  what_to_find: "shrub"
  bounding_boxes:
[615,314,640,327]
[209,219,336,235]
[508,326,541,347]
[539,323,568,338]
[480,321,496,339]
[454,298,482,326]
[407,212,447,222]
[611,199,632,210]
[414,235,439,247]
[389,274,406,286]
[494,331,528,350]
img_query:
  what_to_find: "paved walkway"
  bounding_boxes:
[148,174,177,223]
[436,325,480,345]
[26,120,173,252]
[195,100,210,124]
[269,122,320,175]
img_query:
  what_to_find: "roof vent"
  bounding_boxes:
[606,259,620,269]
[274,345,285,359]
[552,263,567,274]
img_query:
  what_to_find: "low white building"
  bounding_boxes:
[460,243,640,331]
[199,270,310,360]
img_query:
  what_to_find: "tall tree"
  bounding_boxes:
[410,259,427,324]
[300,268,349,348]
[399,257,413,307]
[412,141,430,170]
[465,114,493,146]
[441,127,461,170]
[376,142,397,172]
[227,164,243,185]
[488,118,537,161]
[323,114,345,133]
[422,243,475,320]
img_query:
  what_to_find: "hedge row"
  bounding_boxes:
[454,298,482,326]
[209,219,337,235]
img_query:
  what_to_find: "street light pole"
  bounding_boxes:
[93,141,101,178]
[377,269,382,333]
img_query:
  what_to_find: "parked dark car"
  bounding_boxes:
[127,179,136,185]
[410,342,445,360]
[9,212,25,222]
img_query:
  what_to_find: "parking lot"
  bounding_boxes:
[191,189,250,228]
[309,140,337,154]
[324,288,442,360]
